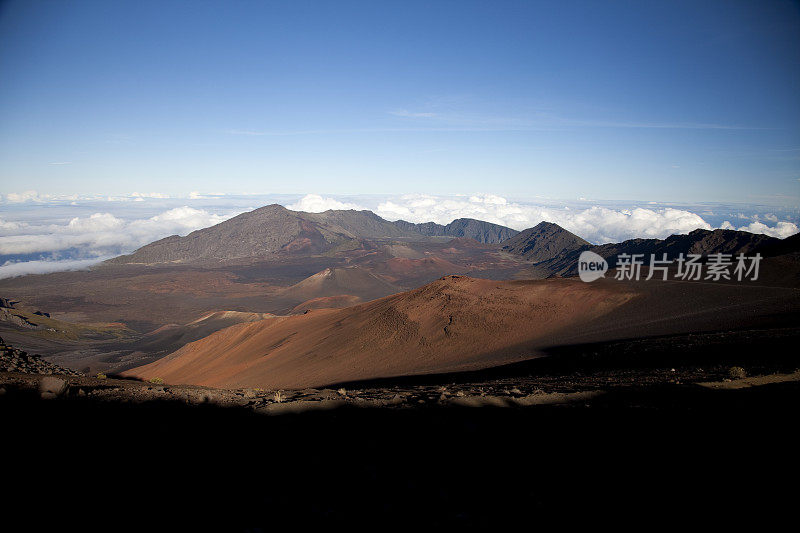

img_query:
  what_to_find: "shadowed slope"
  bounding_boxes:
[521,227,785,277]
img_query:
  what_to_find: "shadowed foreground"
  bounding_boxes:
[3,370,798,530]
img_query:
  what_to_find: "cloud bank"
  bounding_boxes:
[720,220,799,239]
[286,194,364,212]
[372,194,713,243]
[0,257,114,279]
[0,206,240,279]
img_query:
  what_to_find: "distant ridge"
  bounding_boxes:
[508,226,785,277]
[392,217,518,243]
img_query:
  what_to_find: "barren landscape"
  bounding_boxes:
[3,206,797,383]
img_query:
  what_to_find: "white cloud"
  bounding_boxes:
[373,194,800,243]
[5,190,48,203]
[131,192,170,199]
[0,207,238,260]
[0,257,110,280]
[375,195,715,243]
[721,220,799,239]
[0,219,23,231]
[188,191,227,199]
[286,194,365,212]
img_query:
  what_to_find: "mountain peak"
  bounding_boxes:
[501,222,589,262]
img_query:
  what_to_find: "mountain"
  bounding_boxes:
[108,205,516,265]
[125,276,634,389]
[391,218,518,243]
[109,205,425,265]
[109,204,325,264]
[501,222,590,262]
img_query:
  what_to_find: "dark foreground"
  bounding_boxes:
[3,368,799,531]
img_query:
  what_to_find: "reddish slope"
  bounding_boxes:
[290,295,363,313]
[126,276,634,389]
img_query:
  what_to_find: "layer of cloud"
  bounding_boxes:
[286,194,365,212]
[0,257,111,280]
[0,206,239,263]
[4,190,48,203]
[372,194,798,243]
[719,220,799,239]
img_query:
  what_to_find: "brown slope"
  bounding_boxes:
[290,295,363,313]
[125,276,635,389]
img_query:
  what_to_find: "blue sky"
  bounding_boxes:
[1,0,799,205]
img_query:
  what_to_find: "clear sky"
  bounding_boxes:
[1,0,799,205]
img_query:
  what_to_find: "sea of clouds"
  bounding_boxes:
[1,191,797,279]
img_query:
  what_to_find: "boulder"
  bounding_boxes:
[39,377,68,398]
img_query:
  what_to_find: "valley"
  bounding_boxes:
[1,205,798,385]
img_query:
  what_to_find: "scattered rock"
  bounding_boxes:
[0,340,82,377]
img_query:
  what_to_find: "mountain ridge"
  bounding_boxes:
[108,205,520,265]
[391,217,519,243]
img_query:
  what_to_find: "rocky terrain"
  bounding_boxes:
[3,345,799,411]
[0,336,82,376]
